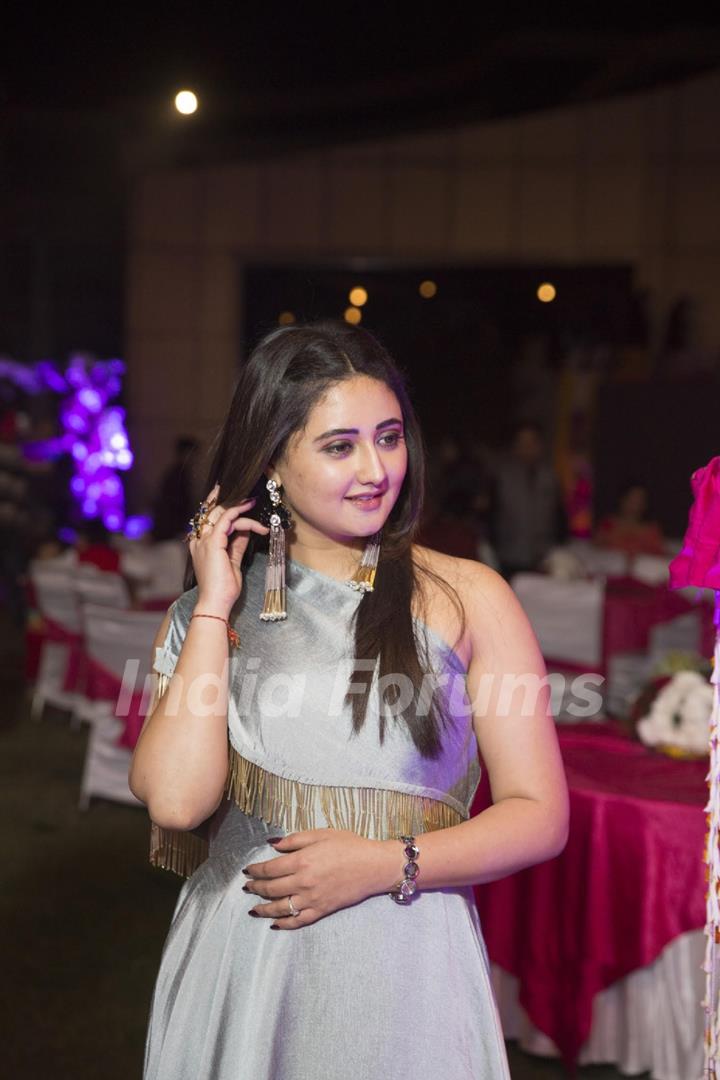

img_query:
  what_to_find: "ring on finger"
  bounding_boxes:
[185,496,218,541]
[287,895,300,917]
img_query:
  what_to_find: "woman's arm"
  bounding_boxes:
[390,560,569,889]
[129,492,270,833]
[128,601,232,831]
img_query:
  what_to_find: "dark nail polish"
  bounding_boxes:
[241,867,249,874]
[248,910,259,917]
[269,924,280,930]
[241,884,251,893]
[267,836,283,844]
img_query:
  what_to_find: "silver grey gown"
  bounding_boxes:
[142,551,510,1079]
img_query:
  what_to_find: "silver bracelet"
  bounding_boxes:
[388,834,420,904]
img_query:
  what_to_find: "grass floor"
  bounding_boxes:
[0,620,647,1079]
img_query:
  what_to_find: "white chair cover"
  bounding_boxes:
[78,709,143,810]
[632,554,671,586]
[74,567,131,609]
[81,603,162,682]
[29,561,83,719]
[566,540,629,579]
[120,539,186,601]
[649,611,701,659]
[491,929,704,1080]
[78,604,164,809]
[511,573,604,669]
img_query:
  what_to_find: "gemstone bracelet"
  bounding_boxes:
[388,834,420,904]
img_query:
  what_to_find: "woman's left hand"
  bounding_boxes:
[241,829,399,929]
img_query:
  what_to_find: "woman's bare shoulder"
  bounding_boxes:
[410,544,511,665]
[411,542,504,595]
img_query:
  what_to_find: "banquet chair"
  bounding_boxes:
[511,573,605,670]
[29,561,84,722]
[565,540,628,579]
[631,554,670,586]
[71,570,131,724]
[74,565,131,609]
[78,603,164,810]
[120,539,186,603]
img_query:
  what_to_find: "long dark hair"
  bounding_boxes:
[186,319,466,758]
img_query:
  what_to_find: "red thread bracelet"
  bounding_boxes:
[190,613,240,649]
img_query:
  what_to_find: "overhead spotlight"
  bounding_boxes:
[537,282,556,303]
[344,306,362,325]
[174,90,199,115]
[419,280,437,299]
[349,287,368,307]
[278,311,296,325]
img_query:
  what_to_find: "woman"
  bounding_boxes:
[594,482,665,558]
[130,321,568,1079]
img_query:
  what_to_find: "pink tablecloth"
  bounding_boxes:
[602,575,714,668]
[472,724,706,1067]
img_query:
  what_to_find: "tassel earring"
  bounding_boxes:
[346,529,382,592]
[259,478,292,620]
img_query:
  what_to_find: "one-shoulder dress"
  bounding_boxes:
[142,551,510,1079]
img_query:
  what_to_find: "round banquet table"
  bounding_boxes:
[472,722,706,1076]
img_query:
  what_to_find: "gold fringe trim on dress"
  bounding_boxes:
[147,670,465,880]
[149,821,210,878]
[225,741,464,838]
[147,668,212,879]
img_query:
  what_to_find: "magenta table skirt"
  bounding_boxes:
[472,723,706,1068]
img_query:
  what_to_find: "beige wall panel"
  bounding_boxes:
[131,171,202,248]
[129,336,196,423]
[518,107,580,161]
[674,167,720,251]
[583,167,644,257]
[388,129,453,162]
[454,120,516,163]
[581,96,646,163]
[195,336,238,425]
[263,160,323,250]
[452,167,514,255]
[389,166,449,253]
[326,166,387,251]
[127,253,200,335]
[326,139,389,166]
[198,253,239,340]
[204,164,262,250]
[636,160,671,254]
[517,168,579,258]
[663,254,720,347]
[676,71,720,156]
[642,86,675,160]
[125,417,181,510]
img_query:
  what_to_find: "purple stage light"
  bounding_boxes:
[124,514,153,539]
[78,387,103,413]
[115,448,133,469]
[6,352,135,532]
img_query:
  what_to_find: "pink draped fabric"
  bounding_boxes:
[472,723,706,1068]
[668,455,720,591]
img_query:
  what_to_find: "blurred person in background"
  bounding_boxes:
[151,436,199,541]
[488,421,568,580]
[594,482,664,557]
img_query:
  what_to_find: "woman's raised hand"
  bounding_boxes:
[187,483,270,617]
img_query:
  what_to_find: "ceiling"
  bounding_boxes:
[4,10,720,163]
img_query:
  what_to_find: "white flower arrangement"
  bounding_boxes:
[636,669,713,757]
